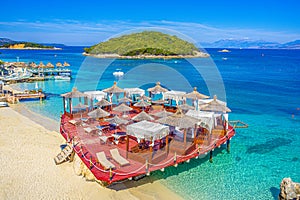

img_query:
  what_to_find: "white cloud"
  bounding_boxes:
[0,20,299,45]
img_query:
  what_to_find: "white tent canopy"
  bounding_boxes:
[126,120,169,141]
[185,110,215,132]
[124,88,145,97]
[84,91,106,101]
[163,90,186,105]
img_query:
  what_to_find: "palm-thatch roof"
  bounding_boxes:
[200,95,231,113]
[61,87,87,98]
[38,61,45,68]
[46,62,54,68]
[137,95,151,101]
[178,103,194,111]
[105,115,129,125]
[95,98,112,107]
[184,87,209,100]
[132,111,154,122]
[156,108,198,129]
[88,108,110,119]
[151,99,168,104]
[102,81,125,94]
[133,100,151,107]
[118,97,132,103]
[151,109,173,118]
[56,62,63,67]
[63,61,70,67]
[113,103,133,112]
[29,62,37,68]
[147,82,168,94]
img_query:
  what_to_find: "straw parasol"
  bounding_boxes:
[63,61,70,67]
[118,97,132,103]
[183,87,209,100]
[178,103,194,111]
[133,99,151,108]
[29,62,37,68]
[113,103,133,112]
[95,98,112,107]
[200,95,231,113]
[102,81,125,94]
[46,62,54,68]
[88,107,110,119]
[38,61,45,68]
[151,109,173,118]
[157,108,198,129]
[132,111,154,122]
[105,115,129,125]
[61,87,87,98]
[56,62,63,67]
[137,95,151,101]
[147,82,168,94]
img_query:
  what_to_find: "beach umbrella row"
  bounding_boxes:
[28,61,70,68]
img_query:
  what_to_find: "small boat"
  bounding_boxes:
[218,49,231,53]
[113,69,124,77]
[222,57,228,60]
[0,97,8,107]
[54,76,71,81]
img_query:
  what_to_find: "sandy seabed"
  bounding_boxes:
[0,106,183,200]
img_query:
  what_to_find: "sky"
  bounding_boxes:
[1,0,300,45]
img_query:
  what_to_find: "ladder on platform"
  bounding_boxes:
[229,120,248,128]
[54,144,74,165]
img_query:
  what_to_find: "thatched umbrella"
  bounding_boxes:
[157,108,198,144]
[95,98,112,107]
[178,103,194,111]
[147,82,168,94]
[46,62,54,68]
[132,111,154,122]
[88,108,110,119]
[151,109,173,118]
[157,108,198,129]
[56,62,63,67]
[73,103,88,110]
[118,97,132,103]
[38,61,45,68]
[103,82,125,94]
[133,100,151,108]
[137,95,151,101]
[105,115,129,125]
[63,61,70,67]
[200,95,231,113]
[184,87,209,100]
[29,62,37,68]
[61,87,87,98]
[113,103,133,116]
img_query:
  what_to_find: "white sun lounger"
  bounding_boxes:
[110,148,130,166]
[96,152,115,170]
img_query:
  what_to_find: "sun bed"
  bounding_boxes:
[69,119,80,126]
[110,148,130,166]
[96,152,115,170]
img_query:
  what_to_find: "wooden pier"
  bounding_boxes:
[14,92,45,101]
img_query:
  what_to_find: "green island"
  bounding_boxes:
[83,31,209,58]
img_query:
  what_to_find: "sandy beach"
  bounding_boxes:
[0,106,183,200]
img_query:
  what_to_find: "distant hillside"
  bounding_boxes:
[200,39,300,49]
[0,37,64,49]
[84,31,208,58]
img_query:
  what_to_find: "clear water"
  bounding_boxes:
[1,47,300,199]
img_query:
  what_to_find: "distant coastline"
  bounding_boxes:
[0,47,62,50]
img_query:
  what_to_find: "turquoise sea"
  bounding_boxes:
[1,47,300,199]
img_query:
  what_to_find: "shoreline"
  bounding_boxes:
[0,105,183,200]
[0,47,62,50]
[83,51,210,59]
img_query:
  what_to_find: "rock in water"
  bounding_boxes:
[279,178,300,200]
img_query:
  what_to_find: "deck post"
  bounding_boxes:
[149,136,153,162]
[227,140,230,153]
[63,97,66,113]
[165,135,169,154]
[183,129,187,145]
[193,124,197,143]
[89,156,93,169]
[126,135,129,158]
[209,150,213,163]
[109,167,113,180]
